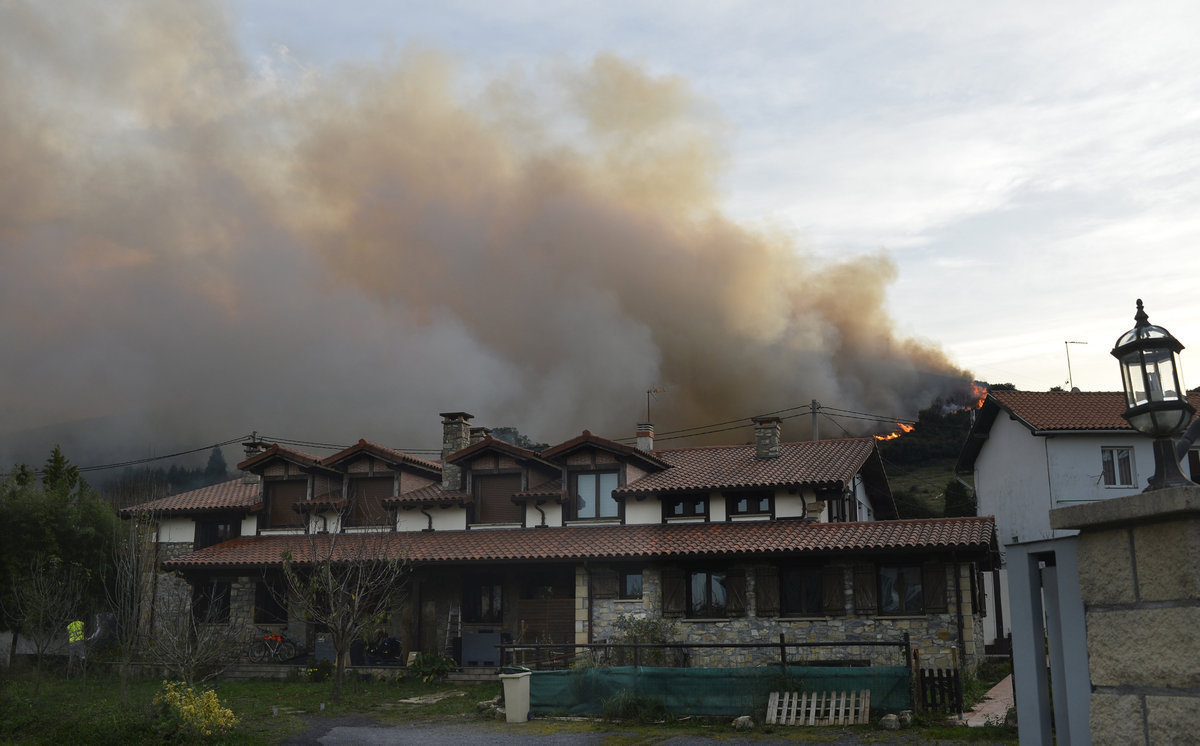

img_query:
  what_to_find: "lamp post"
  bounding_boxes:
[1111,299,1197,491]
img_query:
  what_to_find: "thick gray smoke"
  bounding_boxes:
[0,1,969,465]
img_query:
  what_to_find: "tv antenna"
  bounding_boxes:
[646,388,667,421]
[1065,341,1087,390]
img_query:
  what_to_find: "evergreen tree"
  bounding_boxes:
[204,446,228,484]
[943,479,977,517]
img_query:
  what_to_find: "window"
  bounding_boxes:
[663,494,707,520]
[463,575,503,623]
[192,580,231,623]
[472,473,524,524]
[572,472,619,519]
[781,567,824,616]
[619,570,643,600]
[195,518,238,550]
[1101,447,1134,487]
[662,568,745,618]
[878,566,923,615]
[726,491,772,517]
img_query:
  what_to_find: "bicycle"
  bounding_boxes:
[248,630,297,663]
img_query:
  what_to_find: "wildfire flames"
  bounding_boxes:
[971,382,989,408]
[874,423,916,441]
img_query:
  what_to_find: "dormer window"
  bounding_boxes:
[726,491,773,518]
[663,494,708,521]
[571,472,619,520]
[195,517,239,550]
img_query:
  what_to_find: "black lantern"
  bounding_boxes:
[1111,299,1196,490]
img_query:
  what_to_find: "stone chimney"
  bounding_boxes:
[752,417,782,459]
[440,412,473,490]
[636,422,654,451]
[240,435,266,485]
[469,426,492,444]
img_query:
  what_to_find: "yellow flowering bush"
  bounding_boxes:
[153,680,238,739]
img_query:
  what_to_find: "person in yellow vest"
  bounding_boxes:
[67,619,85,675]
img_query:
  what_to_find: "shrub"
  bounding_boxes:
[611,614,681,666]
[409,653,456,683]
[307,656,333,683]
[152,680,238,740]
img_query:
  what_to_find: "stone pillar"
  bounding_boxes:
[636,423,654,452]
[575,566,589,646]
[1050,485,1200,745]
[229,576,256,630]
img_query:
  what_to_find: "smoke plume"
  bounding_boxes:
[0,1,969,463]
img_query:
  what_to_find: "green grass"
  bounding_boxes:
[886,458,958,517]
[0,667,499,745]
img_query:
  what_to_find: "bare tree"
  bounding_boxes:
[146,579,247,685]
[7,555,85,693]
[280,527,409,701]
[105,510,156,703]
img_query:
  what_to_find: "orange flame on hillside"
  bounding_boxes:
[971,382,988,408]
[874,422,916,441]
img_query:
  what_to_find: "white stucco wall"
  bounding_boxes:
[157,517,195,543]
[624,498,661,524]
[975,416,1155,547]
[523,501,563,527]
[240,516,258,536]
[775,491,806,519]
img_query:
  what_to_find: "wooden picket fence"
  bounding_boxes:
[918,667,963,716]
[765,690,871,726]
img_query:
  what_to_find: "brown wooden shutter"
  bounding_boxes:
[923,562,948,613]
[756,567,779,617]
[853,564,877,614]
[268,480,306,528]
[726,569,746,617]
[662,569,685,617]
[822,566,846,616]
[591,568,618,599]
[475,473,523,523]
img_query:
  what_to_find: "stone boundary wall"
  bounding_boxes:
[1052,486,1200,746]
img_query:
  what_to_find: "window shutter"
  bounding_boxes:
[591,568,618,599]
[924,562,948,613]
[662,569,685,617]
[756,567,779,617]
[853,564,877,614]
[726,569,747,617]
[822,566,845,616]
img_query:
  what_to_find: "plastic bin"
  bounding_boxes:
[498,667,532,722]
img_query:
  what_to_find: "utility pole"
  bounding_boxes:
[811,400,820,441]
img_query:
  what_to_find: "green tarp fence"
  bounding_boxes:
[529,665,910,717]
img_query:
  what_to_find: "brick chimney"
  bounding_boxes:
[469,426,492,444]
[440,412,473,490]
[636,422,654,451]
[752,417,782,459]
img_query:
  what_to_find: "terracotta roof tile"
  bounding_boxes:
[989,389,1200,432]
[617,439,877,497]
[163,516,995,569]
[382,483,468,508]
[236,443,322,471]
[321,439,441,474]
[120,478,262,516]
[515,478,565,501]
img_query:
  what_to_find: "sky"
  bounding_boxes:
[3,0,1200,464]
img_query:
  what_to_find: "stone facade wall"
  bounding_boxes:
[1055,488,1200,746]
[146,542,194,636]
[587,563,982,671]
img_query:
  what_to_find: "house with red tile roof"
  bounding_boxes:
[126,412,997,672]
[956,388,1200,653]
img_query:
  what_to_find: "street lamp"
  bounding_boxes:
[1111,299,1196,490]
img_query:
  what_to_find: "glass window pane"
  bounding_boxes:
[576,474,595,518]
[709,572,727,615]
[1117,450,1133,485]
[622,572,643,599]
[599,472,619,517]
[879,568,900,613]
[690,572,708,616]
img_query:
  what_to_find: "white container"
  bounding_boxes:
[498,670,532,722]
